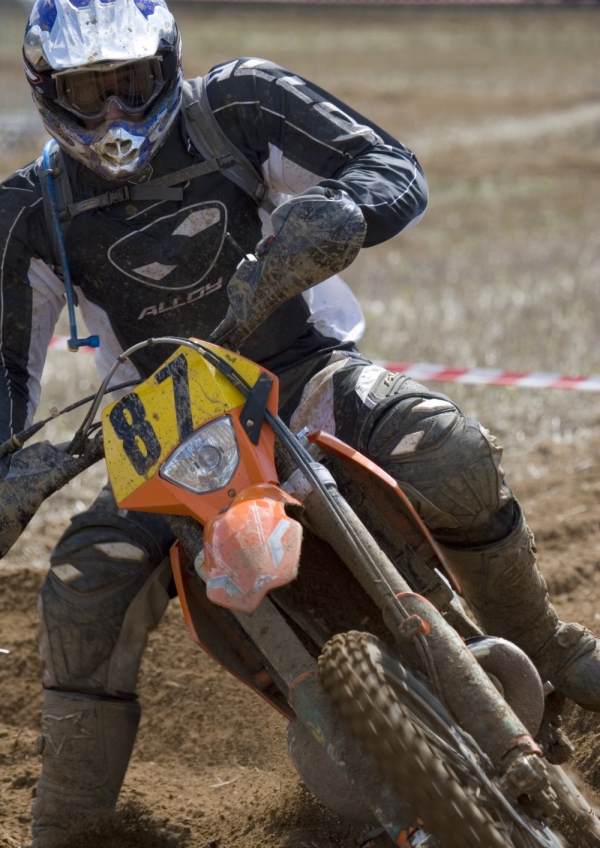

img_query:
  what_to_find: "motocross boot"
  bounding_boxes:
[439,503,600,713]
[30,689,140,847]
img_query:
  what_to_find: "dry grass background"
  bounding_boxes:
[0,3,597,565]
[0,2,599,565]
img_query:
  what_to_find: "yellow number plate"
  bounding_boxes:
[103,343,262,504]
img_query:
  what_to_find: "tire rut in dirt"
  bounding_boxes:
[318,630,512,848]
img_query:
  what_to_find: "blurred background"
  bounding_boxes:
[0,0,599,557]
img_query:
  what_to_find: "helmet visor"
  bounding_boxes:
[55,58,165,121]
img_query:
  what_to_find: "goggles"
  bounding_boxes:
[53,57,166,121]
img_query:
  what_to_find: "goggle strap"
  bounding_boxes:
[161,49,178,82]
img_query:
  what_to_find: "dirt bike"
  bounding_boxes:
[1,190,599,848]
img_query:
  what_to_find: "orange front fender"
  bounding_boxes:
[203,484,303,613]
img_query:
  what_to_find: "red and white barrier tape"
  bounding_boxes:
[47,337,600,392]
[374,362,600,392]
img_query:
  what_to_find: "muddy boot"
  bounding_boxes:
[31,689,140,847]
[440,504,600,713]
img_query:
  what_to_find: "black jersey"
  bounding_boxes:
[0,57,428,444]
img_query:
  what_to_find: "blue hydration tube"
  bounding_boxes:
[43,140,99,352]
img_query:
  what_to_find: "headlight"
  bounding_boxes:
[160,416,240,494]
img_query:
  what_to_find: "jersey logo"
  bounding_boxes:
[107,201,227,291]
[137,278,223,320]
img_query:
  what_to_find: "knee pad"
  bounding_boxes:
[365,384,509,532]
[291,361,510,536]
[38,487,174,697]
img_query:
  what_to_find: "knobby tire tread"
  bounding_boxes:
[319,631,512,848]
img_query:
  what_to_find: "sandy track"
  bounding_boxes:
[0,5,599,845]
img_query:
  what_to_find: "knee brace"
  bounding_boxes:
[362,372,510,535]
[38,486,175,697]
[290,360,513,544]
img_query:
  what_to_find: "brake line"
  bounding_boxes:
[0,379,140,460]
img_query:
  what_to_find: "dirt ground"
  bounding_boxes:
[1,3,600,847]
[0,429,599,848]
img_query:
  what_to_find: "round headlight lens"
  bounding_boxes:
[196,444,223,472]
[160,416,239,494]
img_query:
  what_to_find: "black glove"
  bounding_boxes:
[0,439,103,560]
[212,186,366,348]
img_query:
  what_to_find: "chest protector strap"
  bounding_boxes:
[36,77,276,350]
[181,77,275,214]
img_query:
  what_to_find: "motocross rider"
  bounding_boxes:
[1,0,600,844]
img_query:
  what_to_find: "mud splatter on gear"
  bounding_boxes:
[288,353,514,547]
[31,690,140,848]
[0,58,427,447]
[39,485,174,696]
[23,0,183,181]
[440,505,600,713]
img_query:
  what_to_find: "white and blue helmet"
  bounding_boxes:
[23,0,183,181]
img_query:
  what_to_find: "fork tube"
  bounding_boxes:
[299,477,544,771]
[301,477,412,621]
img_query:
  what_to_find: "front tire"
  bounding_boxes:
[318,631,562,848]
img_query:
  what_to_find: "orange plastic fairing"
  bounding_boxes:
[170,541,294,720]
[204,484,303,613]
[307,430,460,592]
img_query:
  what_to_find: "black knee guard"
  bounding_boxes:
[362,373,511,538]
[39,486,175,697]
[290,357,515,546]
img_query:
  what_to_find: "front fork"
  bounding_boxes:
[170,452,553,827]
[285,459,553,800]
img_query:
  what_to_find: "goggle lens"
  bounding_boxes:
[58,58,164,119]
